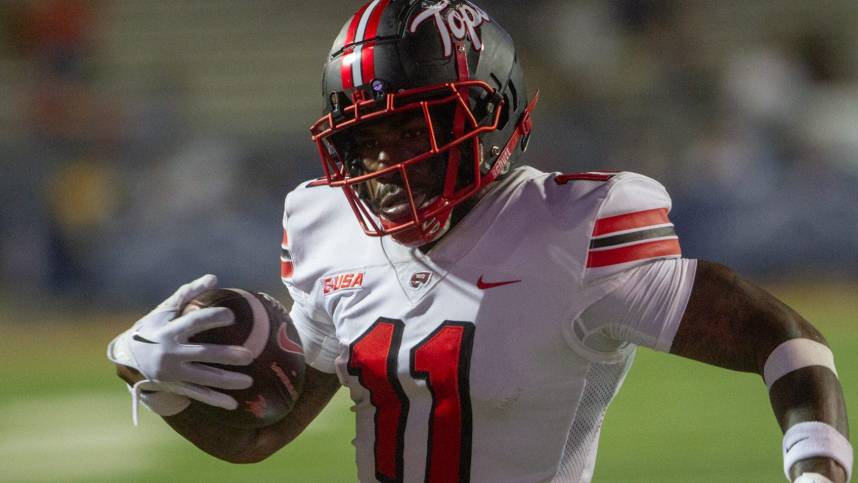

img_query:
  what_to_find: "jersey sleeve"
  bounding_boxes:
[282,192,339,374]
[582,173,682,283]
[569,258,697,360]
[565,173,695,360]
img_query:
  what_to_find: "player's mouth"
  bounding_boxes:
[378,188,435,221]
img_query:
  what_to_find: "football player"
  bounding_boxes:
[107,1,851,482]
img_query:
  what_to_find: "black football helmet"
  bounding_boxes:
[310,0,538,246]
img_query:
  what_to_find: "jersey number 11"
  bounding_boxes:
[348,318,476,483]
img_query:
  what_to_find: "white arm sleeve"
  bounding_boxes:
[576,258,697,355]
[289,297,339,374]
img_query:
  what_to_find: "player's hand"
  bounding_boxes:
[107,275,255,417]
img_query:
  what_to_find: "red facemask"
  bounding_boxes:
[310,80,504,247]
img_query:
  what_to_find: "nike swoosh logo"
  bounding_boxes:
[132,333,159,345]
[784,436,809,453]
[477,275,521,290]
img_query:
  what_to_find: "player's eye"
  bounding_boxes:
[355,139,379,153]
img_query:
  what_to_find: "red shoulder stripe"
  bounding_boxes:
[555,171,618,184]
[281,228,293,279]
[593,208,669,237]
[281,260,294,280]
[587,238,681,268]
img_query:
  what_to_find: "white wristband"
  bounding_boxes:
[794,473,834,483]
[784,422,853,482]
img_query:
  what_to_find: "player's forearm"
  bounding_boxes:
[770,366,850,482]
[671,261,851,481]
[166,366,341,464]
[163,406,264,463]
[760,337,849,482]
[115,362,271,462]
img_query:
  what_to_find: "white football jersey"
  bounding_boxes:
[281,167,696,483]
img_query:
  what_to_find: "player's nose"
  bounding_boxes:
[370,147,404,171]
[377,148,393,165]
[374,153,403,183]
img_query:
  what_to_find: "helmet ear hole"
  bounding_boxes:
[508,78,519,112]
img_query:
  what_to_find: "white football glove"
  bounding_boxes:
[107,274,254,425]
[794,473,834,483]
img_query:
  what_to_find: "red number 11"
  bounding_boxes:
[348,318,475,483]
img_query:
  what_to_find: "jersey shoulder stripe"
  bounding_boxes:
[281,229,294,282]
[592,207,670,236]
[583,172,681,279]
[555,171,619,184]
[587,238,680,268]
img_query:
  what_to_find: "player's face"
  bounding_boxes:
[350,112,446,222]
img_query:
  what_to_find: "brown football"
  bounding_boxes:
[180,288,305,429]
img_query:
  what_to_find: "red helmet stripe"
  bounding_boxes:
[360,44,376,87]
[350,0,383,87]
[360,0,391,84]
[341,0,389,90]
[340,2,372,90]
[345,3,369,45]
[363,0,389,40]
[341,50,353,89]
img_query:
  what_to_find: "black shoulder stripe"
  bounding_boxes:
[590,225,676,249]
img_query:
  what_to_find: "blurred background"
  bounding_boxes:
[0,1,856,482]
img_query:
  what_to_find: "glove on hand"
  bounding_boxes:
[107,274,254,424]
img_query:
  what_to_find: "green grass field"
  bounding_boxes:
[1,282,855,482]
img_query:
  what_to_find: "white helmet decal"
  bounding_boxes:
[409,1,491,57]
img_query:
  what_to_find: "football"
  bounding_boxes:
[180,288,306,429]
